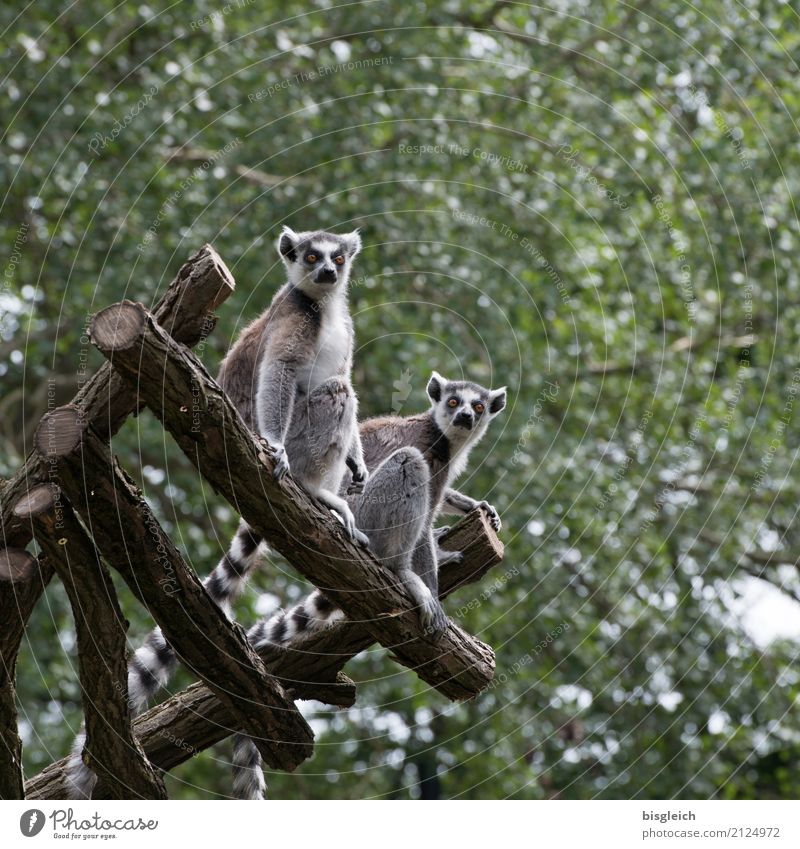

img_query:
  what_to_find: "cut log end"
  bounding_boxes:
[199,245,235,306]
[0,547,38,581]
[89,301,148,354]
[12,483,60,520]
[34,406,85,459]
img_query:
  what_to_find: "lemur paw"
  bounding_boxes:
[436,548,464,566]
[272,444,290,481]
[353,527,370,547]
[420,597,448,637]
[332,507,370,547]
[479,501,502,532]
[432,525,450,543]
[347,464,369,495]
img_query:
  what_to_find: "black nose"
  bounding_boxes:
[454,411,473,429]
[316,267,337,283]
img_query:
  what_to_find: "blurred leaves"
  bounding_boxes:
[2,0,800,799]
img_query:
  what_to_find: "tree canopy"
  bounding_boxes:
[2,0,799,799]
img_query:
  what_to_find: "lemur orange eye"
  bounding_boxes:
[334,255,345,265]
[448,397,458,408]
[306,254,317,263]
[474,402,485,414]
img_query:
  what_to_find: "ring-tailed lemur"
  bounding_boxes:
[231,372,507,798]
[65,226,369,799]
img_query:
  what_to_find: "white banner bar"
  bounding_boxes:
[2,800,798,848]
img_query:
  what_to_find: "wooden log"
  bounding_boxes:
[25,511,502,799]
[22,485,166,799]
[0,246,234,799]
[0,477,56,799]
[0,244,235,553]
[33,407,314,773]
[89,301,496,701]
[0,548,37,583]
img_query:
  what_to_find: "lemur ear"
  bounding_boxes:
[277,226,299,263]
[342,229,362,258]
[427,371,445,403]
[488,387,507,415]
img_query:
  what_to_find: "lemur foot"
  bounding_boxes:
[436,547,464,566]
[347,464,369,495]
[272,444,290,481]
[331,507,370,547]
[432,525,450,543]
[478,500,502,532]
[419,595,448,637]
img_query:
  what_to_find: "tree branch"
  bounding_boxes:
[0,484,55,798]
[0,245,234,797]
[25,510,503,799]
[165,146,286,188]
[34,406,314,773]
[0,243,235,553]
[21,484,166,799]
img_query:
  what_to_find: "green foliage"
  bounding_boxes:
[2,0,799,799]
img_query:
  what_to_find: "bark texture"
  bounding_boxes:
[25,510,502,799]
[25,485,167,799]
[33,406,314,773]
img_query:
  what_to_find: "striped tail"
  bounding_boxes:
[65,520,265,799]
[231,589,345,800]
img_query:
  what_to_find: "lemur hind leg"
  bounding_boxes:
[352,447,447,634]
[411,529,448,634]
[285,377,367,544]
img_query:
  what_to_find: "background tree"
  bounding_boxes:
[1,0,799,799]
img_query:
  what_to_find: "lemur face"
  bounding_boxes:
[427,371,506,443]
[277,226,361,298]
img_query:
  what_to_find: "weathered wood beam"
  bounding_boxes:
[1,244,234,554]
[0,246,234,797]
[0,548,38,582]
[26,511,502,799]
[0,492,55,799]
[34,406,314,773]
[89,301,496,701]
[21,484,166,799]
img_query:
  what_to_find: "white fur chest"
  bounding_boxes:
[297,295,351,392]
[445,443,472,487]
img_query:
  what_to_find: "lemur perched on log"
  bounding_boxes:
[66,226,368,799]
[232,372,507,798]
